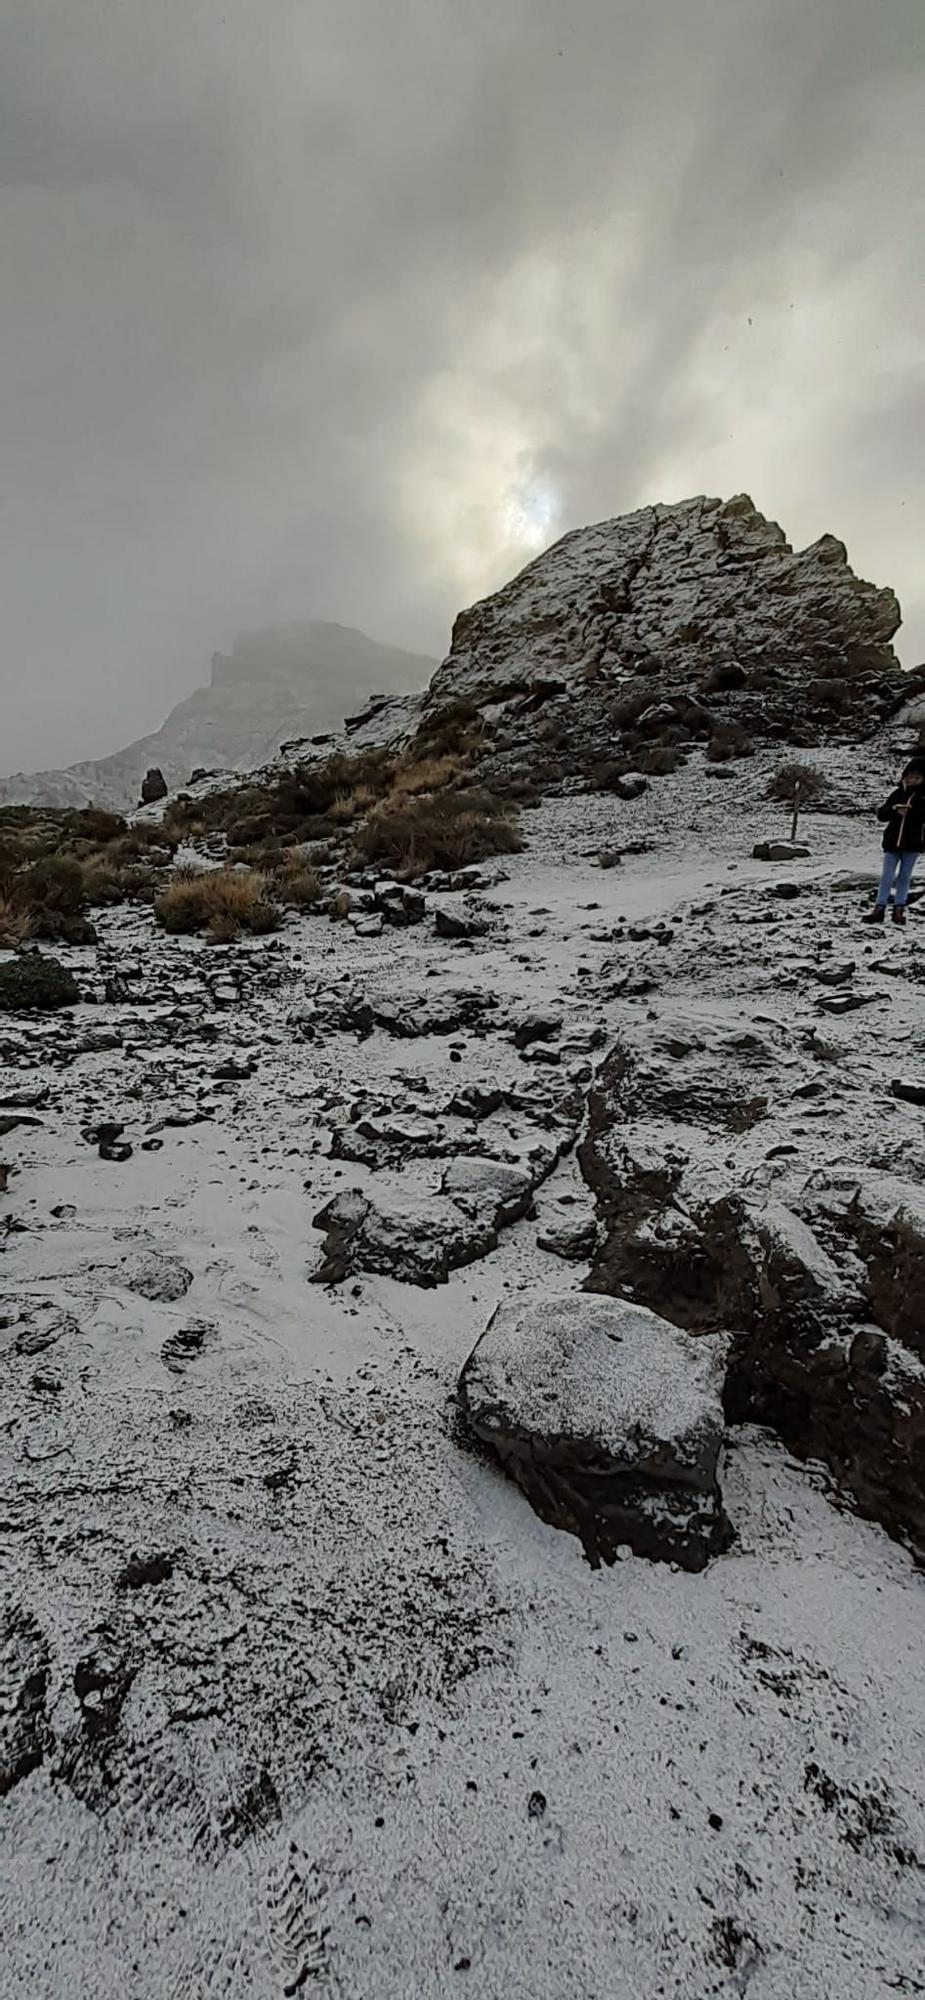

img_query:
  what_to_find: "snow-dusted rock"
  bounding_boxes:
[458,1292,732,1570]
[428,496,904,749]
[439,1154,535,1226]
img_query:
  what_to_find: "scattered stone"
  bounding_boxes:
[121,1252,193,1303]
[513,1013,561,1051]
[434,908,489,941]
[458,1291,731,1570]
[817,993,879,1016]
[769,882,801,900]
[82,1120,132,1162]
[891,1079,925,1107]
[536,1219,597,1261]
[611,772,649,801]
[116,1553,174,1590]
[813,962,855,987]
[440,1155,535,1228]
[314,1154,542,1287]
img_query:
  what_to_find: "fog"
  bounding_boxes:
[1,0,923,771]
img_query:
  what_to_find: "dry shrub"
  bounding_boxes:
[707,722,753,763]
[639,745,686,776]
[766,760,828,806]
[354,790,521,879]
[154,867,279,937]
[701,661,747,693]
[389,753,461,799]
[272,856,321,908]
[0,890,32,948]
[328,791,363,826]
[412,700,482,761]
[82,857,160,906]
[27,855,86,914]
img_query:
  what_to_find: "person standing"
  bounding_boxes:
[863,761,925,925]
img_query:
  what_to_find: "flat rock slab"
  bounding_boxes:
[458,1292,731,1571]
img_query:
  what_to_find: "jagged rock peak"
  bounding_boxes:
[428,494,901,707]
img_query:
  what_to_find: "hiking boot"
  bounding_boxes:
[862,905,886,924]
[892,905,907,927]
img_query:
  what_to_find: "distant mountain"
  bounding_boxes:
[0,622,435,812]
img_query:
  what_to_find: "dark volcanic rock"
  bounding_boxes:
[891,1079,925,1107]
[312,1153,539,1287]
[140,767,168,806]
[458,1292,732,1570]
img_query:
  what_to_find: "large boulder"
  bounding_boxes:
[458,1292,732,1570]
[140,767,168,806]
[424,495,907,783]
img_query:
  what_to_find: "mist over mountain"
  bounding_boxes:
[0,622,434,812]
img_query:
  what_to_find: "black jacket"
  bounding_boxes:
[878,785,925,853]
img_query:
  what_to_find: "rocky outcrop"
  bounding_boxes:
[140,768,168,806]
[425,494,918,788]
[458,1292,732,1569]
[579,1021,925,1562]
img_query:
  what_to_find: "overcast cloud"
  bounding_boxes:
[1,0,923,771]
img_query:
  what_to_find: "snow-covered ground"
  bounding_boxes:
[2,751,924,1998]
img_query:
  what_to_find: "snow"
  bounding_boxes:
[1,741,924,1998]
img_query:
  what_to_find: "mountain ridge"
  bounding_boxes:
[0,621,434,813]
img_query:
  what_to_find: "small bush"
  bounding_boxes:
[27,855,86,914]
[154,867,279,937]
[272,857,322,908]
[0,891,32,949]
[701,661,747,693]
[413,700,482,760]
[0,953,80,1012]
[766,760,828,806]
[640,745,686,776]
[706,722,753,763]
[353,791,521,878]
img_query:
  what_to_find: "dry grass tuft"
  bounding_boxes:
[353,790,521,879]
[0,890,33,948]
[271,856,322,908]
[154,867,279,937]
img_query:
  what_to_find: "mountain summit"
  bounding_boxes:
[0,622,434,812]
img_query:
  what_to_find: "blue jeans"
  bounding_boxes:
[877,850,919,907]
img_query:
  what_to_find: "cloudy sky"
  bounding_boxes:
[2,0,923,771]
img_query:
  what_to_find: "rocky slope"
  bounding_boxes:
[2,503,925,1999]
[2,740,925,1999]
[0,623,433,813]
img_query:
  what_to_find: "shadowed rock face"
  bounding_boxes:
[458,1292,732,1571]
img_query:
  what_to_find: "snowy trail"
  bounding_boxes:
[2,768,924,1999]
